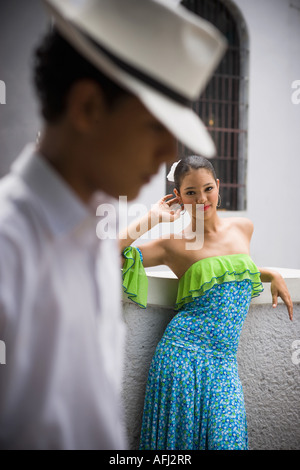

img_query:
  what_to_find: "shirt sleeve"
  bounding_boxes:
[122,246,148,308]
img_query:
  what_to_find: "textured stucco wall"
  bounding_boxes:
[122,301,300,450]
[237,303,300,450]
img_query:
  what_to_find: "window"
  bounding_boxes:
[167,0,249,211]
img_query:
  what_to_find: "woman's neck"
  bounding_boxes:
[187,211,221,235]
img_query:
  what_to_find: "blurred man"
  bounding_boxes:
[0,0,225,449]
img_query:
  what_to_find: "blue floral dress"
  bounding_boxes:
[122,249,263,450]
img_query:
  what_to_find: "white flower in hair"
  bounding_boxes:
[167,160,181,182]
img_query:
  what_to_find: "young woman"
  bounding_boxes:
[119,156,293,450]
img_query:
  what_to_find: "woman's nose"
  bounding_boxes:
[196,194,206,204]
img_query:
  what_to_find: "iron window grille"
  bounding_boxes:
[166,0,249,211]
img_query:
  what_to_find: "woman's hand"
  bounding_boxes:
[119,194,182,254]
[270,273,293,321]
[259,268,293,321]
[150,194,182,224]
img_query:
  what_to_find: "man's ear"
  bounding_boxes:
[65,79,106,133]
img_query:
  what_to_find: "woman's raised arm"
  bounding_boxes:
[118,194,181,251]
[118,194,181,265]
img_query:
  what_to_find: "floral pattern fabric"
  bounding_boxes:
[139,280,253,450]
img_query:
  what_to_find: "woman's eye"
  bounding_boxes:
[186,191,195,196]
[206,186,213,192]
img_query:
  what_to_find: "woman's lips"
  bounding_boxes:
[198,204,211,211]
[196,204,211,212]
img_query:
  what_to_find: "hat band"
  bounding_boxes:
[80,28,193,107]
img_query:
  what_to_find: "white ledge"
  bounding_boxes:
[123,267,300,308]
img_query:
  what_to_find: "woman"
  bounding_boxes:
[119,156,293,450]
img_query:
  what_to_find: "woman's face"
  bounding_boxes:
[175,168,219,219]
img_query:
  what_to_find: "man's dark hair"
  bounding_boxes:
[33,28,132,123]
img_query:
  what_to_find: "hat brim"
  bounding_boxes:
[139,88,216,158]
[45,1,217,158]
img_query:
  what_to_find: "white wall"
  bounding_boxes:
[236,0,300,269]
[0,0,47,177]
[122,0,300,269]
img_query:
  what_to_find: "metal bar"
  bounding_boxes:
[215,156,239,161]
[214,74,248,80]
[200,99,245,106]
[206,128,246,133]
[220,183,245,188]
[227,78,232,157]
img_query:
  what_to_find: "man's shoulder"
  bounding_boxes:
[0,173,41,249]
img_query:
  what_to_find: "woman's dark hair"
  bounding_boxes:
[174,155,217,192]
[33,28,132,123]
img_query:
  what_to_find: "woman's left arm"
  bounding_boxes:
[259,268,293,321]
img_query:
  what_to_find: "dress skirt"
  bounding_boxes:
[139,280,252,450]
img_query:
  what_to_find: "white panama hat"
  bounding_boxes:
[42,0,227,157]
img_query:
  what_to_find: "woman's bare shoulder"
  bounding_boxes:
[227,216,254,238]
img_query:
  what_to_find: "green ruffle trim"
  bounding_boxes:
[175,253,264,310]
[122,246,148,308]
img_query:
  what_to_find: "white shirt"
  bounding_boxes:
[0,144,126,449]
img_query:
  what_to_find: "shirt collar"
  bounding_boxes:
[11,144,114,238]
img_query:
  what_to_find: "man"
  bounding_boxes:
[0,0,226,449]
